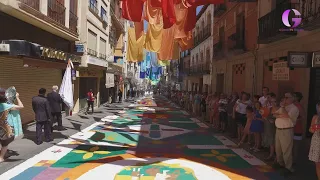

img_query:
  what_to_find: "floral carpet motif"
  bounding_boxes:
[1,97,284,180]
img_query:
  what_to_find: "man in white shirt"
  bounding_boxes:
[274,92,299,175]
[259,87,269,107]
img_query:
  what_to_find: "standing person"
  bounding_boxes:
[309,101,320,180]
[233,92,251,141]
[118,90,123,102]
[212,93,220,128]
[47,85,63,131]
[273,92,299,175]
[293,92,305,165]
[250,101,264,152]
[32,88,52,145]
[228,92,239,138]
[218,93,228,132]
[264,95,278,160]
[259,87,270,107]
[86,89,95,115]
[200,93,207,121]
[0,89,24,162]
[237,106,254,147]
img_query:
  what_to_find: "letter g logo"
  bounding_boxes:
[282,9,302,28]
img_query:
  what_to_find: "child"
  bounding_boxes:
[250,101,264,152]
[237,106,254,147]
[218,93,228,132]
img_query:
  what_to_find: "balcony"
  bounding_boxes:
[19,0,40,11]
[87,48,97,57]
[258,0,297,44]
[69,10,78,33]
[193,26,211,47]
[214,3,227,17]
[110,0,125,33]
[48,0,66,26]
[213,41,225,60]
[99,53,107,60]
[300,0,320,30]
[228,32,246,55]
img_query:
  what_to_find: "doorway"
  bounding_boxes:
[216,74,224,94]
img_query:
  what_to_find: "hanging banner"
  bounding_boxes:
[272,62,289,81]
[105,73,115,88]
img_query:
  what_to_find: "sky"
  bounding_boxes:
[143,5,204,31]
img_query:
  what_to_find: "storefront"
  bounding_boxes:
[255,30,320,137]
[0,40,81,124]
[77,68,103,111]
[106,63,123,103]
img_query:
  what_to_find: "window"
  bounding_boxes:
[88,30,97,56]
[101,7,107,22]
[89,0,98,14]
[100,38,107,58]
[89,0,97,8]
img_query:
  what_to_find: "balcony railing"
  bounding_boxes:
[69,10,78,33]
[87,48,97,57]
[258,0,297,44]
[301,0,320,30]
[228,31,246,55]
[193,26,211,47]
[88,0,99,15]
[99,53,107,60]
[214,3,227,17]
[48,0,66,26]
[19,0,40,11]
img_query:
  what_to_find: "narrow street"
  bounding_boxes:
[0,96,286,180]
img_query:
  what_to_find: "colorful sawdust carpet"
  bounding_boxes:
[0,97,283,180]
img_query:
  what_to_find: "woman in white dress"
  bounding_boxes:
[309,102,320,180]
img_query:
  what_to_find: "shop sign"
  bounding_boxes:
[88,56,108,67]
[41,47,81,63]
[312,52,320,67]
[288,51,311,68]
[203,75,211,85]
[75,44,85,54]
[105,73,115,88]
[272,62,289,81]
[79,69,103,77]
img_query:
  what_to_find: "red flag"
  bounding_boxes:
[122,0,144,22]
[187,0,224,6]
[162,0,176,29]
[150,0,161,7]
[184,6,196,32]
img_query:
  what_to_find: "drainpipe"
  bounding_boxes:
[252,0,261,96]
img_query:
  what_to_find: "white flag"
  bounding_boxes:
[59,62,74,108]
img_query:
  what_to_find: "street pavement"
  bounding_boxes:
[0,96,315,179]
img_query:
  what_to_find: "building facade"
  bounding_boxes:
[256,0,320,136]
[0,0,81,124]
[189,4,213,93]
[211,1,258,94]
[75,0,124,110]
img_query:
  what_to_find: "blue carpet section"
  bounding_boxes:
[11,167,47,180]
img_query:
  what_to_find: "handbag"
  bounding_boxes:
[0,110,14,140]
